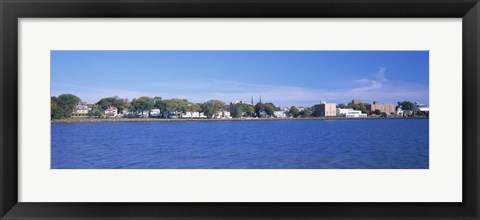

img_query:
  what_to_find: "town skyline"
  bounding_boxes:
[53,92,427,120]
[51,51,429,106]
[66,94,423,109]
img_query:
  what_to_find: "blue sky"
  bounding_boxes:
[51,51,429,107]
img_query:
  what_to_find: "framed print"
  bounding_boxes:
[1,0,479,219]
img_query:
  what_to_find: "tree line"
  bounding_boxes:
[52,94,291,119]
[51,93,423,119]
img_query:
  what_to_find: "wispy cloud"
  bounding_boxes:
[352,67,387,92]
[52,67,428,106]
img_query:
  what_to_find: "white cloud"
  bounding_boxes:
[352,67,387,92]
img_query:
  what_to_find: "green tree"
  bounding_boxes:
[338,103,347,109]
[201,100,227,118]
[289,106,300,117]
[347,102,367,113]
[264,103,276,116]
[254,103,264,117]
[54,94,81,118]
[231,105,244,118]
[254,102,276,117]
[347,103,356,109]
[229,103,252,118]
[127,104,137,117]
[51,97,65,119]
[246,105,255,117]
[96,96,129,111]
[374,109,382,115]
[301,107,312,117]
[88,109,103,118]
[400,101,416,111]
[87,104,102,117]
[164,99,190,112]
[132,96,154,117]
[188,103,202,112]
[153,97,167,113]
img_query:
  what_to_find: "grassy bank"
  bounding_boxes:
[52,117,428,124]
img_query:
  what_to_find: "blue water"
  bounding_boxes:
[51,119,429,169]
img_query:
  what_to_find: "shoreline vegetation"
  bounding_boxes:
[52,116,428,124]
[51,94,430,123]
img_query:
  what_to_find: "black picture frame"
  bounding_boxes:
[1,0,479,219]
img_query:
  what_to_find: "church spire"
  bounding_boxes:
[251,96,254,105]
[260,96,262,104]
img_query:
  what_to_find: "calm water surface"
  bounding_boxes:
[51,119,429,169]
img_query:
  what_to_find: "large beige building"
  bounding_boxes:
[314,101,337,117]
[367,101,396,114]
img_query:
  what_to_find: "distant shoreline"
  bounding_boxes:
[52,117,428,124]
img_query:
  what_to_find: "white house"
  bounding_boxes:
[182,112,193,118]
[163,111,181,118]
[396,107,404,116]
[104,106,118,117]
[337,108,355,116]
[214,110,232,119]
[274,110,287,118]
[337,108,367,118]
[136,110,150,118]
[182,111,207,118]
[345,110,367,118]
[120,109,133,118]
[415,102,430,113]
[150,109,161,117]
[258,110,269,118]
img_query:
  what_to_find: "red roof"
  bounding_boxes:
[106,106,118,110]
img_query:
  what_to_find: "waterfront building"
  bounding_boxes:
[136,110,150,118]
[313,101,337,117]
[162,111,181,118]
[121,109,132,117]
[182,112,192,118]
[337,108,367,118]
[150,109,161,117]
[214,110,232,119]
[104,106,118,117]
[345,110,367,118]
[337,108,355,116]
[273,110,287,118]
[383,104,396,115]
[182,111,207,118]
[259,110,269,118]
[71,102,90,118]
[223,111,231,118]
[366,101,396,115]
[415,102,430,113]
[396,106,404,117]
